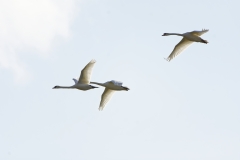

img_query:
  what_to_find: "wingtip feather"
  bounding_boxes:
[90,59,96,63]
[202,28,209,32]
[164,57,170,62]
[98,106,103,111]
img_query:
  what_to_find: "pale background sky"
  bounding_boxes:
[0,0,239,160]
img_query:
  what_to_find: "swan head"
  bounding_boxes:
[122,86,130,91]
[52,85,60,89]
[162,33,169,36]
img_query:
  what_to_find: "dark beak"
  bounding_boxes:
[91,86,98,89]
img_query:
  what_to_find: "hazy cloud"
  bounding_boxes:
[0,0,77,83]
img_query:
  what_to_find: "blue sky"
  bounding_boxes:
[0,0,239,160]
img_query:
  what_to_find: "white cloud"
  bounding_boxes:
[0,0,78,83]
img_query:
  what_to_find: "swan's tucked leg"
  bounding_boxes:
[201,39,208,44]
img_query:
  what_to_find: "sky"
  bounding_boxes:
[0,0,239,160]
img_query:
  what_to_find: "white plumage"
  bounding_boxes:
[78,59,96,84]
[90,80,129,110]
[162,29,209,61]
[109,80,123,86]
[99,88,115,111]
[72,78,78,84]
[52,59,98,90]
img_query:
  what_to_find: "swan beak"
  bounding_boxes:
[91,86,98,89]
[52,86,58,89]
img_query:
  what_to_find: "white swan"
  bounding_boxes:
[162,29,209,61]
[52,59,98,90]
[90,80,129,111]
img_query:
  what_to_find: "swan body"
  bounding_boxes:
[52,59,98,91]
[90,80,129,110]
[162,29,209,61]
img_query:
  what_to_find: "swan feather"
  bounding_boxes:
[190,29,209,36]
[78,59,96,84]
[109,80,123,86]
[99,88,115,111]
[72,78,78,84]
[165,38,193,61]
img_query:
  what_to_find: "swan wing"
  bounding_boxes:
[109,80,123,86]
[99,88,115,111]
[165,38,193,61]
[191,29,209,36]
[78,59,96,84]
[72,78,78,84]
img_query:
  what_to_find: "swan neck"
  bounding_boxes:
[90,82,105,87]
[167,33,183,36]
[58,86,74,89]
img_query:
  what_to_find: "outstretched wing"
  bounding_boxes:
[78,59,96,84]
[72,78,78,84]
[109,80,123,86]
[191,29,209,36]
[99,88,115,111]
[165,38,193,62]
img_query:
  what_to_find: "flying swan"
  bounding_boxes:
[90,80,129,111]
[52,59,98,90]
[162,29,209,61]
